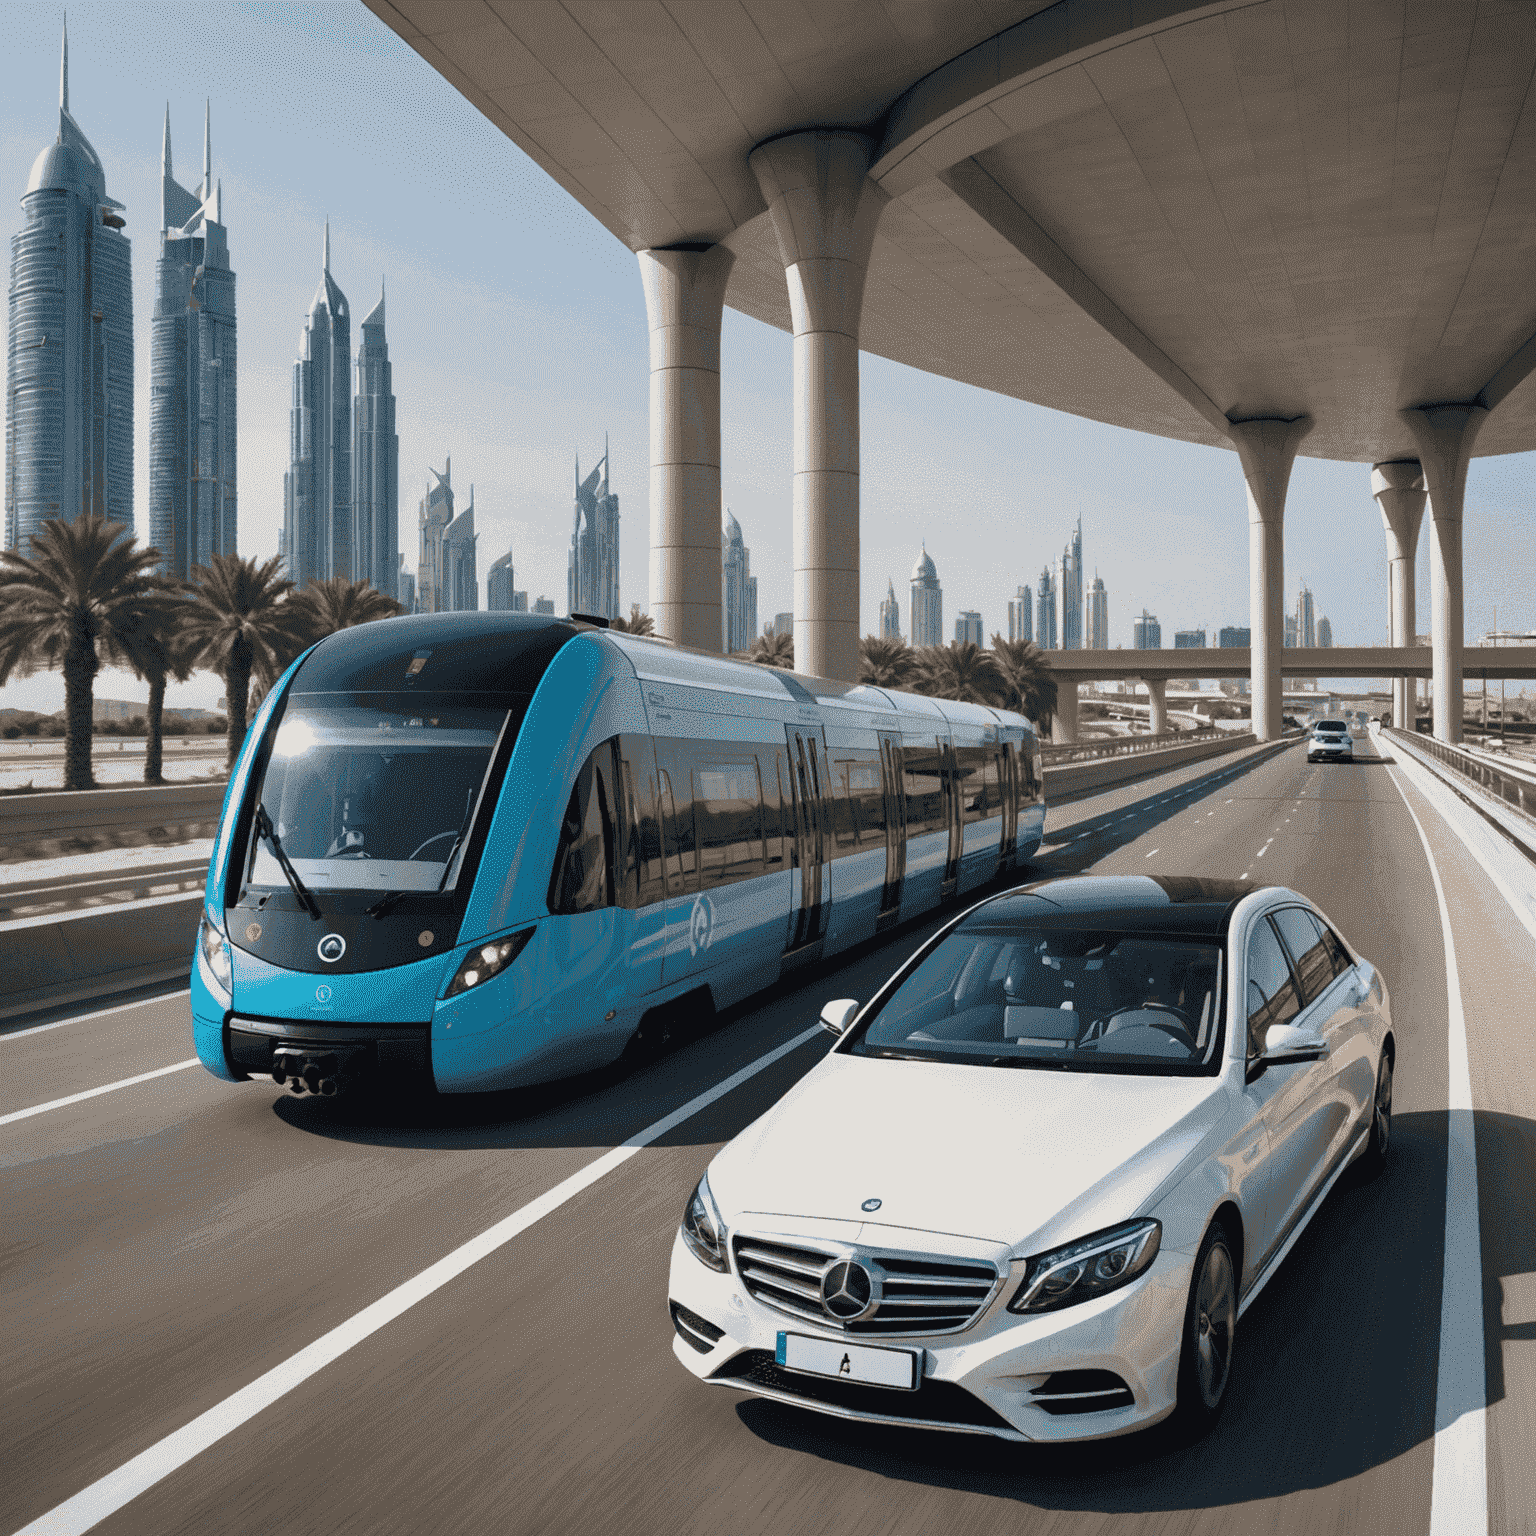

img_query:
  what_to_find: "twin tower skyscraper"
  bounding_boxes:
[280,229,398,595]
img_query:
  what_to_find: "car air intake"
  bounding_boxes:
[1029,1369,1135,1414]
[670,1301,725,1356]
[732,1235,999,1337]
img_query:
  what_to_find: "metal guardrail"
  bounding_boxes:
[1040,724,1229,766]
[1384,726,1536,826]
[0,779,227,864]
[0,858,209,922]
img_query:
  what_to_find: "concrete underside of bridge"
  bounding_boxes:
[364,0,1536,739]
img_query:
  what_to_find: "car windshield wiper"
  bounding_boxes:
[254,804,321,920]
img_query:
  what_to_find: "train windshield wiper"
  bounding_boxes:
[254,804,321,920]
[366,890,405,919]
[433,789,478,895]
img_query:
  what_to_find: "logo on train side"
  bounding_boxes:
[314,985,333,1006]
[317,934,347,964]
[688,895,714,957]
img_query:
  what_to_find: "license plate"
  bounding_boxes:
[776,1332,919,1391]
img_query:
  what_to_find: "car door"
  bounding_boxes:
[1243,912,1336,1270]
[1273,907,1375,1165]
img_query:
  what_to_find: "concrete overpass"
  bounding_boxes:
[363,0,1536,743]
[1044,644,1536,735]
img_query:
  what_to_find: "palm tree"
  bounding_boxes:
[290,576,404,640]
[0,515,170,790]
[104,590,200,784]
[611,605,655,635]
[179,553,305,769]
[991,634,1058,726]
[748,631,795,669]
[915,640,1005,705]
[858,634,915,689]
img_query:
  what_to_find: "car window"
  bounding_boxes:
[1246,917,1301,1057]
[1316,922,1353,980]
[1271,908,1336,1005]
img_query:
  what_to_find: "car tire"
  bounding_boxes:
[1356,1049,1393,1180]
[1173,1223,1238,1440]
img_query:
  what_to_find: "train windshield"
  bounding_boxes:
[244,701,509,896]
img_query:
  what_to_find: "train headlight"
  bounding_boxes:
[445,928,534,998]
[198,913,232,995]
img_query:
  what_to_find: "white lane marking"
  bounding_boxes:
[0,1059,200,1127]
[1,989,192,1043]
[12,1023,826,1536]
[1256,839,1273,858]
[1386,765,1487,1536]
[1144,848,1159,858]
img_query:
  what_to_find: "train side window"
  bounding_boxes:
[981,749,1001,819]
[762,748,786,867]
[619,735,665,909]
[903,746,945,836]
[695,756,765,888]
[1017,738,1041,808]
[548,745,617,915]
[831,758,860,851]
[847,751,885,848]
[659,764,698,895]
[954,745,989,825]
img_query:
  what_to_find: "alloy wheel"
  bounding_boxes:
[1193,1241,1235,1409]
[1373,1054,1393,1159]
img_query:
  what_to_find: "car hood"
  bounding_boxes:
[710,1051,1229,1253]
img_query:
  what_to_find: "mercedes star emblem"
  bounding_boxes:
[821,1259,875,1322]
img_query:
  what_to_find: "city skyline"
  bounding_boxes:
[3,5,1533,716]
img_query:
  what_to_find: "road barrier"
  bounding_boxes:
[1383,726,1536,860]
[1040,723,1227,766]
[0,779,227,864]
[1043,730,1259,801]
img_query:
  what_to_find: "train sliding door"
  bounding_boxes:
[996,742,1018,873]
[784,724,830,959]
[940,738,962,901]
[877,731,907,930]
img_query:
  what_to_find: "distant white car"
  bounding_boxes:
[1307,720,1354,763]
[669,875,1393,1444]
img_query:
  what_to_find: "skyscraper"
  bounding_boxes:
[533,596,555,615]
[487,549,525,612]
[722,510,757,653]
[352,280,397,597]
[396,552,415,614]
[1133,609,1162,649]
[283,225,350,587]
[148,102,234,577]
[1295,583,1316,647]
[1318,615,1333,648]
[1059,516,1084,649]
[1174,628,1206,648]
[1086,573,1109,649]
[1036,566,1057,650]
[416,459,477,612]
[910,545,942,647]
[1284,613,1298,647]
[7,26,134,550]
[880,579,901,640]
[1218,626,1250,647]
[955,610,983,646]
[772,612,793,637]
[568,443,619,620]
[1007,585,1033,644]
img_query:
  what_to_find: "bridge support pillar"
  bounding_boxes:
[1051,682,1078,744]
[1145,678,1168,736]
[1371,460,1427,730]
[1403,406,1488,744]
[1228,417,1314,742]
[639,243,735,651]
[750,131,887,682]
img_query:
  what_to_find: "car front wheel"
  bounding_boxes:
[1174,1224,1237,1438]
[1356,1049,1393,1179]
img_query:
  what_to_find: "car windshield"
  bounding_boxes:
[1316,721,1347,733]
[847,926,1225,1075]
[242,700,510,895]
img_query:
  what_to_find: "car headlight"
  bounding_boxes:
[1008,1218,1161,1314]
[680,1173,729,1273]
[198,913,232,994]
[444,928,534,998]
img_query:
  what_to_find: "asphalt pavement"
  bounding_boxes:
[4,732,1532,1535]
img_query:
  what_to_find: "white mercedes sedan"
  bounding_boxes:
[668,875,1393,1444]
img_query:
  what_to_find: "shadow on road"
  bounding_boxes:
[730,1107,1530,1510]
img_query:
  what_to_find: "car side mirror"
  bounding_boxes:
[1352,961,1376,1000]
[820,998,860,1036]
[1262,1022,1329,1065]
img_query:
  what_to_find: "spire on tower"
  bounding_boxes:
[322,220,330,273]
[60,17,68,114]
[202,99,211,199]
[162,103,171,177]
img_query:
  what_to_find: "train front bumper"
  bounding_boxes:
[667,1227,1192,1443]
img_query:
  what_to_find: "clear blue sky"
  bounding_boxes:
[2,1,1532,713]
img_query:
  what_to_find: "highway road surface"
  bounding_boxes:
[5,733,1533,1535]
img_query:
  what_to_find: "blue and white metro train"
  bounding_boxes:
[191,613,1046,1097]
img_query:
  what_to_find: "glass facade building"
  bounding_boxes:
[283,226,350,587]
[909,545,942,647]
[568,444,620,621]
[417,459,476,612]
[880,578,901,640]
[1086,573,1108,649]
[1036,566,1057,649]
[722,510,757,653]
[148,104,234,577]
[352,282,397,597]
[1007,584,1033,644]
[1133,609,1162,649]
[7,28,134,550]
[954,610,983,646]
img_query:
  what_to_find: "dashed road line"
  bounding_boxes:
[0,1059,200,1128]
